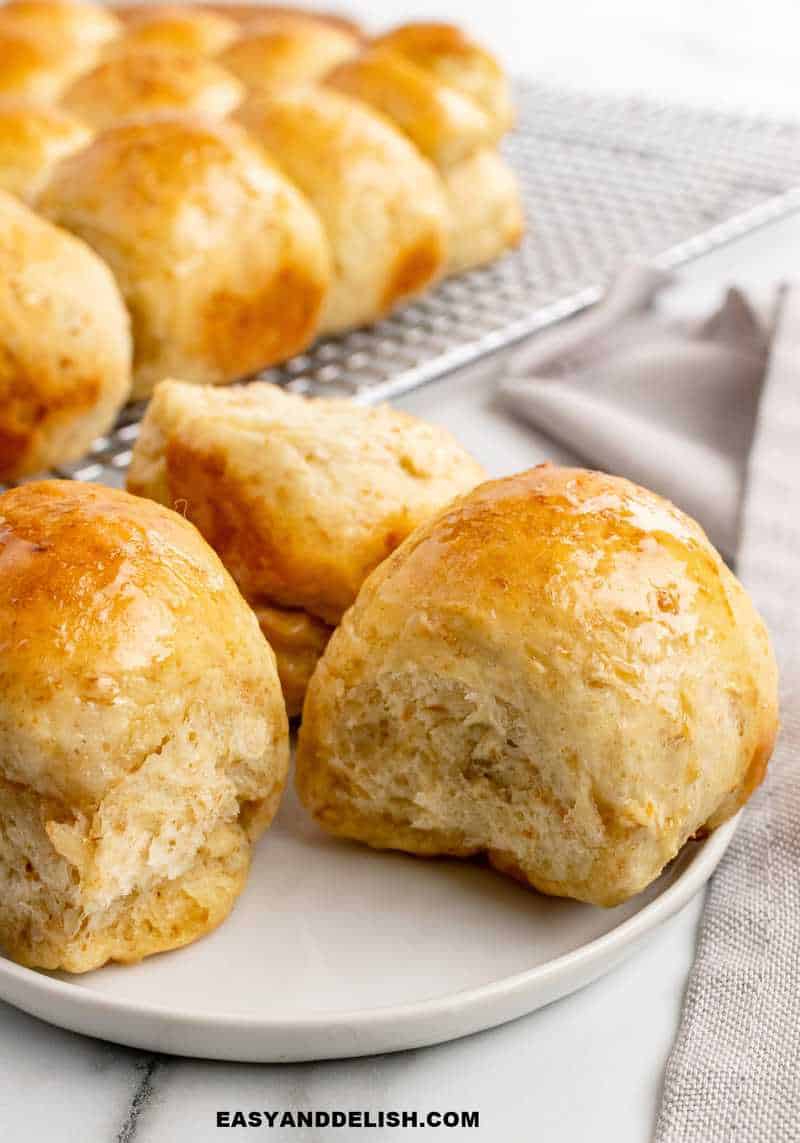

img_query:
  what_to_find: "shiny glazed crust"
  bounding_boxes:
[37,115,330,398]
[0,481,289,971]
[219,21,359,92]
[114,5,239,56]
[0,190,131,480]
[2,10,520,396]
[327,45,494,168]
[236,86,449,332]
[62,50,245,128]
[0,101,92,201]
[296,465,779,907]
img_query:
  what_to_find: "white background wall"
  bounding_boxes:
[207,0,800,116]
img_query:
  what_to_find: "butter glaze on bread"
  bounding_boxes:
[219,21,359,93]
[0,0,121,52]
[326,34,523,273]
[0,481,289,971]
[62,50,244,128]
[114,5,239,56]
[296,465,778,906]
[0,100,91,201]
[0,32,83,102]
[0,190,131,480]
[236,86,448,333]
[327,45,493,168]
[126,379,485,713]
[372,22,514,138]
[38,115,330,397]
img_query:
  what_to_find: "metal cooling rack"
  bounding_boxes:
[38,80,800,486]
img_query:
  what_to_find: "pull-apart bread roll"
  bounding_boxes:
[0,32,84,102]
[0,1,121,82]
[62,50,245,128]
[237,87,449,333]
[0,100,91,200]
[327,45,494,168]
[297,466,778,907]
[0,481,289,971]
[327,35,523,274]
[373,23,514,139]
[113,5,239,56]
[219,20,359,93]
[0,0,121,52]
[0,190,131,481]
[440,147,524,275]
[38,116,330,398]
[229,8,363,36]
[126,379,485,714]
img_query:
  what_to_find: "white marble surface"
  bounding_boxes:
[3,3,800,1140]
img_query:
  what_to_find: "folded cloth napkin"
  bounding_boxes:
[503,272,800,1141]
[499,263,773,558]
[655,286,800,1143]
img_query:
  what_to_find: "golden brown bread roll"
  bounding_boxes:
[327,45,494,168]
[326,37,523,272]
[296,465,779,907]
[0,190,131,481]
[0,481,289,971]
[219,20,359,93]
[440,147,524,274]
[126,379,486,714]
[113,5,362,37]
[0,99,91,200]
[0,32,83,102]
[251,602,334,721]
[373,22,514,139]
[113,4,239,56]
[38,115,330,397]
[62,49,244,128]
[233,7,363,36]
[236,86,449,333]
[0,0,121,52]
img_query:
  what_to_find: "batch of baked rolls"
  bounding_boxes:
[0,1,780,975]
[0,0,522,479]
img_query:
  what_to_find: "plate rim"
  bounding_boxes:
[0,815,737,1052]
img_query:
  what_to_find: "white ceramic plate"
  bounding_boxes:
[0,784,736,1062]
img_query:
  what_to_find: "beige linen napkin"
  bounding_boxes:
[655,287,800,1142]
[500,263,772,558]
[503,273,800,1141]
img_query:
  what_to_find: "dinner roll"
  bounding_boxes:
[0,32,80,102]
[0,0,121,53]
[0,100,91,200]
[296,465,779,907]
[126,379,485,714]
[373,23,514,138]
[114,5,361,36]
[236,86,448,333]
[38,115,330,397]
[234,7,362,36]
[0,481,289,972]
[114,5,239,56]
[62,50,244,129]
[251,602,334,722]
[219,21,359,93]
[440,148,524,273]
[0,190,131,481]
[327,45,493,168]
